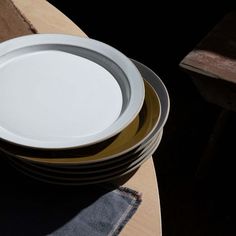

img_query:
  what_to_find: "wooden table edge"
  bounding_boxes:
[1,1,162,235]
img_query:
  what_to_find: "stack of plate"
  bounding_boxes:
[0,34,169,185]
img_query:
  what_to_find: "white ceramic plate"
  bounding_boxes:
[3,79,160,165]
[0,34,144,149]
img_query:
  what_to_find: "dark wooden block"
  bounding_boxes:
[180,11,236,111]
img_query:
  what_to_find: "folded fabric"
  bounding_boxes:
[48,187,142,236]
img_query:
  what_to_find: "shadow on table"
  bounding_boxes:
[0,155,137,236]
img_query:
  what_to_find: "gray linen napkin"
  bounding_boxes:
[48,187,142,236]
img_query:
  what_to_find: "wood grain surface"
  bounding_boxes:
[180,11,236,84]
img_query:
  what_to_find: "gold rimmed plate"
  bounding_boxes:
[13,130,161,175]
[7,130,163,185]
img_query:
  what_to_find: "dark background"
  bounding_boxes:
[41,2,236,235]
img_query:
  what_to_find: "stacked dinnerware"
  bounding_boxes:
[0,34,169,185]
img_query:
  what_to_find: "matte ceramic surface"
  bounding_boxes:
[0,34,144,149]
[6,80,161,164]
[13,57,170,165]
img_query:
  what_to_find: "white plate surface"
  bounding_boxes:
[0,34,144,149]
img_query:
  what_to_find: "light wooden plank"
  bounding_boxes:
[11,0,87,37]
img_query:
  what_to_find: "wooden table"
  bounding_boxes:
[0,1,162,235]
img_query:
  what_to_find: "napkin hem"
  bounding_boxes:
[108,186,142,236]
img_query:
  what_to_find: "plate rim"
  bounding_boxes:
[0,34,145,149]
